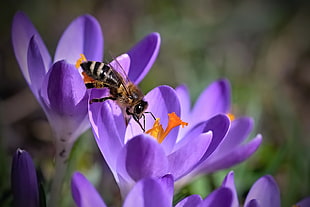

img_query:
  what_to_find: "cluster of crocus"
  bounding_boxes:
[11,149,310,207]
[88,78,262,196]
[11,11,308,207]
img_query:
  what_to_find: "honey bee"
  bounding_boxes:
[77,55,154,131]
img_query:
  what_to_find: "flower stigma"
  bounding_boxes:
[146,112,188,143]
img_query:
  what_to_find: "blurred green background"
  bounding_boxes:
[1,0,310,206]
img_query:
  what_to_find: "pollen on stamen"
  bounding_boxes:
[227,113,235,121]
[146,112,188,143]
[75,54,87,68]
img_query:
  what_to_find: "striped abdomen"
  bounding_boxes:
[80,61,122,88]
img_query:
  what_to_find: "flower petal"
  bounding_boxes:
[117,135,169,182]
[109,53,131,76]
[244,175,280,207]
[11,149,39,207]
[191,79,231,126]
[27,35,47,99]
[127,33,161,84]
[168,132,212,180]
[197,134,262,173]
[175,195,203,207]
[12,11,51,83]
[40,60,89,140]
[221,171,239,207]
[176,85,191,129]
[215,117,254,153]
[201,187,233,207]
[295,197,310,207]
[71,172,106,207]
[123,176,172,207]
[125,85,180,154]
[89,98,125,178]
[54,15,103,64]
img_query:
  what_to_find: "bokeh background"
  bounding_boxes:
[1,0,310,206]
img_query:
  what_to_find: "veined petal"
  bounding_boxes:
[244,175,280,207]
[197,135,262,173]
[127,32,161,84]
[191,79,231,126]
[71,172,106,207]
[27,35,47,99]
[117,135,169,182]
[12,11,51,83]
[175,195,203,207]
[201,187,233,207]
[11,149,39,207]
[123,176,172,207]
[54,15,103,64]
[221,171,239,207]
[168,132,212,180]
[176,85,191,128]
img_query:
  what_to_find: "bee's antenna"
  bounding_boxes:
[145,111,156,120]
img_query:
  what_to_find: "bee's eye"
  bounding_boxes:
[134,101,148,115]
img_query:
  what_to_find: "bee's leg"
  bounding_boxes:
[145,111,156,120]
[89,97,116,104]
[127,109,145,132]
[85,82,96,89]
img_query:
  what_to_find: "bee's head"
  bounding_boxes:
[133,100,148,120]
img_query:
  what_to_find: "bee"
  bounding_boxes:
[76,55,154,131]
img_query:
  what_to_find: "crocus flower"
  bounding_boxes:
[89,78,261,196]
[89,82,231,197]
[12,11,103,150]
[175,79,262,184]
[220,171,310,207]
[11,149,40,207]
[71,171,233,207]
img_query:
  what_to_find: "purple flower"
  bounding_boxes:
[12,11,103,144]
[71,172,233,207]
[175,79,262,184]
[11,149,40,207]
[221,171,310,207]
[89,78,261,196]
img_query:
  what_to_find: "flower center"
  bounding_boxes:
[75,54,95,83]
[146,112,188,143]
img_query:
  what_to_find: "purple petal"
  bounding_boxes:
[40,60,89,140]
[54,15,103,64]
[197,135,262,173]
[175,195,203,207]
[215,117,254,154]
[12,11,51,83]
[109,53,131,76]
[221,171,239,207]
[11,149,39,207]
[71,172,106,207]
[245,200,260,207]
[295,197,310,207]
[168,132,212,180]
[89,98,125,177]
[27,35,47,99]
[191,79,231,126]
[117,135,169,182]
[127,33,161,84]
[244,175,280,207]
[201,187,233,207]
[176,85,191,130]
[123,176,171,207]
[125,85,180,154]
[158,174,174,200]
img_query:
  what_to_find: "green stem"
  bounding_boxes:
[48,141,73,207]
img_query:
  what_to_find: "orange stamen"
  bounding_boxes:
[227,113,235,121]
[146,112,188,143]
[75,54,87,68]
